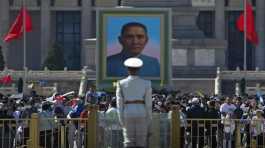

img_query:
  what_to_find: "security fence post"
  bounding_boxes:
[251,138,257,148]
[235,120,241,148]
[170,109,180,148]
[87,105,97,148]
[60,126,65,148]
[29,113,39,148]
[26,139,31,148]
[149,113,161,148]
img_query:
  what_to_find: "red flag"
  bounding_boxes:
[3,7,32,42]
[236,0,258,45]
[0,75,12,85]
[55,95,65,102]
[68,99,78,108]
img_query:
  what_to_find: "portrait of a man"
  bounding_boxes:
[107,22,160,77]
[96,8,171,89]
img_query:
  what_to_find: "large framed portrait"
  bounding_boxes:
[96,8,172,90]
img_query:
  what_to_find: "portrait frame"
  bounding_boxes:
[96,8,172,90]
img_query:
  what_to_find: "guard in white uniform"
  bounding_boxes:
[116,57,152,148]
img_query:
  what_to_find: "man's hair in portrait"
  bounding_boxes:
[120,22,148,36]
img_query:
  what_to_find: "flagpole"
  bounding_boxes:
[243,0,247,71]
[23,0,26,69]
[22,0,27,94]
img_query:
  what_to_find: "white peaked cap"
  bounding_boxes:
[124,57,143,68]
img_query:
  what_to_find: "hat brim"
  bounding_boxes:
[124,58,143,68]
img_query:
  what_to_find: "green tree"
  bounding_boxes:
[240,78,246,96]
[43,43,65,70]
[0,46,5,70]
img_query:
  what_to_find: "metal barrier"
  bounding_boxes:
[0,109,263,148]
[97,112,171,148]
[170,110,263,148]
[0,105,97,148]
[0,118,30,148]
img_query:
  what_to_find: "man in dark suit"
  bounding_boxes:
[206,100,220,148]
[107,22,160,77]
[186,97,206,148]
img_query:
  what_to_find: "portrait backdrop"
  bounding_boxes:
[96,8,172,90]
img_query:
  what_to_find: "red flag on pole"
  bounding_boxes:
[236,0,258,45]
[3,7,32,42]
[236,1,258,45]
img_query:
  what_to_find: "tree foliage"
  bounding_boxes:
[240,78,246,96]
[43,43,65,70]
[0,46,6,70]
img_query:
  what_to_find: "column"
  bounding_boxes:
[215,0,225,40]
[83,39,96,69]
[215,0,226,69]
[81,0,93,67]
[0,0,10,65]
[40,0,51,65]
[255,0,265,69]
[214,67,221,95]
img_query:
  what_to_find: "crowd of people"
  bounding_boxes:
[163,91,265,148]
[0,86,264,148]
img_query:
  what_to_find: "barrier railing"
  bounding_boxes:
[0,109,262,148]
[171,111,264,148]
[0,118,30,148]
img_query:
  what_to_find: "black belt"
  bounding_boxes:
[125,100,145,104]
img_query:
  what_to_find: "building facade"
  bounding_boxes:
[0,0,264,78]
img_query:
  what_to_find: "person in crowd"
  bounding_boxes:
[67,98,84,148]
[85,85,98,105]
[220,97,237,148]
[241,98,259,146]
[222,112,235,148]
[53,105,66,147]
[0,101,16,148]
[116,57,152,148]
[79,104,93,146]
[206,100,220,148]
[248,99,259,118]
[233,97,243,119]
[105,99,123,148]
[220,97,236,118]
[39,102,54,148]
[186,97,206,148]
[12,104,23,146]
[251,109,264,147]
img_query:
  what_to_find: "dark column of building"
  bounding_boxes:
[215,0,225,40]
[215,0,226,69]
[255,0,265,69]
[81,0,93,67]
[41,0,51,66]
[0,0,10,65]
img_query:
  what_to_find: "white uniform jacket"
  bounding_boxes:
[116,75,152,126]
